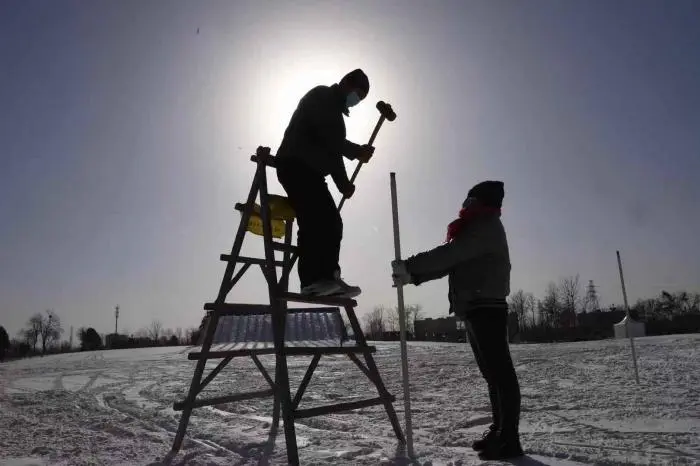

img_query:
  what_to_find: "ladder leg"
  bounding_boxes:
[273,309,298,464]
[217,169,262,301]
[172,313,220,452]
[259,157,299,465]
[345,305,405,443]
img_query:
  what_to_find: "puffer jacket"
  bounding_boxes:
[404,212,511,319]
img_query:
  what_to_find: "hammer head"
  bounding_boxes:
[376,101,396,121]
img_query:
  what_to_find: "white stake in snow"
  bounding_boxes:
[389,172,414,457]
[616,250,640,385]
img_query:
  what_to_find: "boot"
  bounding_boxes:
[471,424,498,451]
[477,431,524,460]
[301,280,343,296]
[331,270,361,298]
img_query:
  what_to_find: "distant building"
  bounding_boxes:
[414,316,465,342]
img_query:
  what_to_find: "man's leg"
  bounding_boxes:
[276,160,331,288]
[307,178,343,281]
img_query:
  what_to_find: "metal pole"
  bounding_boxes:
[115,306,119,335]
[389,172,414,457]
[616,251,640,384]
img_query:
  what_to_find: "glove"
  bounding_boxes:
[356,144,375,163]
[340,181,356,199]
[391,260,412,287]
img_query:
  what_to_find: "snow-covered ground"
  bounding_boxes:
[1,334,698,465]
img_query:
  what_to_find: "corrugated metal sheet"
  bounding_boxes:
[211,310,344,344]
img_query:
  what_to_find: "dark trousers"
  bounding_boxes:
[465,307,521,436]
[276,158,342,288]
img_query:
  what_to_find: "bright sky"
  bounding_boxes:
[2,1,699,338]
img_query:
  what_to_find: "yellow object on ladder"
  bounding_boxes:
[246,212,286,238]
[243,195,296,239]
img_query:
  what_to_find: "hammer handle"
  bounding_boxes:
[338,115,386,212]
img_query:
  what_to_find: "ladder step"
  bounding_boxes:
[173,389,274,411]
[220,255,285,267]
[294,396,392,419]
[204,302,272,316]
[279,292,357,307]
[203,302,343,316]
[189,345,375,360]
[189,347,276,359]
[272,242,298,254]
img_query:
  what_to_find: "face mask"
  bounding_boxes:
[346,91,361,108]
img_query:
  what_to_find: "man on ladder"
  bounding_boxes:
[275,68,375,298]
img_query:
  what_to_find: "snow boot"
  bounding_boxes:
[471,424,499,451]
[300,274,361,298]
[330,271,361,298]
[477,434,524,461]
[301,280,344,297]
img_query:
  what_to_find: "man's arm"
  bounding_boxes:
[405,222,491,285]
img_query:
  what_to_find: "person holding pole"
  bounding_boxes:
[275,69,375,298]
[391,181,523,461]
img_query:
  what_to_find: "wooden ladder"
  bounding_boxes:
[170,146,404,465]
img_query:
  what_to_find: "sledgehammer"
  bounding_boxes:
[338,100,396,212]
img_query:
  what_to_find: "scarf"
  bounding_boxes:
[445,206,501,242]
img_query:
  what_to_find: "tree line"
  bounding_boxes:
[508,275,700,342]
[361,304,423,340]
[0,310,201,362]
[360,275,700,343]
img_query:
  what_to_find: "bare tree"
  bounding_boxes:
[384,306,400,333]
[186,326,200,345]
[147,320,163,342]
[525,293,537,327]
[408,304,423,334]
[23,313,43,351]
[559,275,581,326]
[175,327,184,342]
[508,290,528,331]
[40,309,63,353]
[363,306,386,339]
[541,282,560,328]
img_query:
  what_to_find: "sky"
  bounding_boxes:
[1,0,699,338]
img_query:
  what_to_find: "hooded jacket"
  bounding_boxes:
[404,212,511,319]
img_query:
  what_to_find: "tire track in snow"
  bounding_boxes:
[548,411,700,463]
[77,370,105,393]
[92,375,242,462]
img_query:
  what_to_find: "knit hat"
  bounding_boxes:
[339,69,370,95]
[464,181,504,208]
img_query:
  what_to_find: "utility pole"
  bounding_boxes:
[115,305,120,335]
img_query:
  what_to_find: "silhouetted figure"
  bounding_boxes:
[276,69,374,298]
[392,181,523,461]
